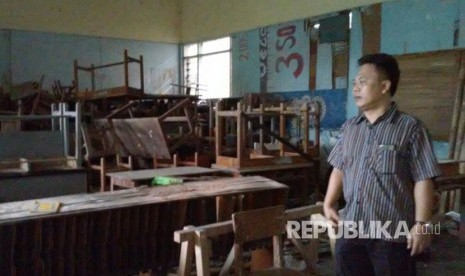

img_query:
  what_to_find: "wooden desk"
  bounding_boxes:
[213,162,319,207]
[107,166,228,190]
[0,176,287,275]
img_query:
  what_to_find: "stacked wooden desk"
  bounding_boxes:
[0,176,287,275]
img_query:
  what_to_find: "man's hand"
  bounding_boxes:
[407,224,432,256]
[323,168,343,228]
[323,204,340,228]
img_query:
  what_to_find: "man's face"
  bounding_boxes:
[353,64,390,111]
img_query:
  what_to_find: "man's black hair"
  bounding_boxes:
[358,53,400,97]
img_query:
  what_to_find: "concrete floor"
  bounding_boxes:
[312,230,465,275]
[417,230,465,275]
[312,213,465,276]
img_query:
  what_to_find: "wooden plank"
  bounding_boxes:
[219,248,235,276]
[76,86,142,100]
[194,230,211,276]
[309,38,317,90]
[453,189,462,212]
[455,54,465,160]
[361,4,381,55]
[395,50,461,140]
[107,166,226,181]
[162,116,190,122]
[212,162,314,174]
[216,110,241,117]
[215,154,312,169]
[178,226,195,276]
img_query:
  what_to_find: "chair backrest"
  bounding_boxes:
[232,205,286,275]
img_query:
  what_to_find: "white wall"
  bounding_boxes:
[181,0,390,42]
[0,0,391,43]
[0,0,181,43]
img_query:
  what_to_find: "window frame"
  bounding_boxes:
[182,37,231,99]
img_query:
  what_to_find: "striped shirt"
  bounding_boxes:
[328,102,442,242]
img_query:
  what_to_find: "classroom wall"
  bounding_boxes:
[379,0,465,157]
[381,0,464,54]
[230,15,352,132]
[2,0,464,134]
[180,0,388,42]
[0,0,181,43]
[0,0,388,43]
[228,0,465,121]
[231,19,310,96]
[0,30,179,95]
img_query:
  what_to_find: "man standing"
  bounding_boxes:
[324,53,441,275]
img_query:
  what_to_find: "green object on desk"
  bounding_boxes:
[151,176,184,186]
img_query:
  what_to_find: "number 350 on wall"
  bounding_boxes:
[275,24,304,79]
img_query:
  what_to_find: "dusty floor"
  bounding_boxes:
[416,230,465,275]
[313,221,465,275]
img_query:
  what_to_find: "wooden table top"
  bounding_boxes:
[0,176,288,224]
[106,166,226,181]
[212,162,314,173]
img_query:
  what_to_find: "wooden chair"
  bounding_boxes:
[152,152,198,168]
[81,122,133,192]
[231,205,305,276]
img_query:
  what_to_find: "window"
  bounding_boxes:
[183,37,231,99]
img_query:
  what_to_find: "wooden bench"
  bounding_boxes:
[173,203,328,276]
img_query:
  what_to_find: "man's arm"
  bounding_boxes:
[408,178,435,256]
[323,168,343,227]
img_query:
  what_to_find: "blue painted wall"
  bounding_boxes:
[1,29,179,95]
[231,29,261,97]
[379,0,465,152]
[228,0,465,161]
[381,0,460,54]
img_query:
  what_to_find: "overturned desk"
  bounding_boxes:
[0,176,288,275]
[107,166,229,190]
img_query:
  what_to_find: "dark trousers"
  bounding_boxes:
[335,238,416,276]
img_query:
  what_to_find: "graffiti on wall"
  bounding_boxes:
[232,19,309,96]
[267,89,347,129]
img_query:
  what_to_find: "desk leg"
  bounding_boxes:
[454,189,462,212]
[178,226,195,276]
[195,230,211,276]
[216,196,235,222]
